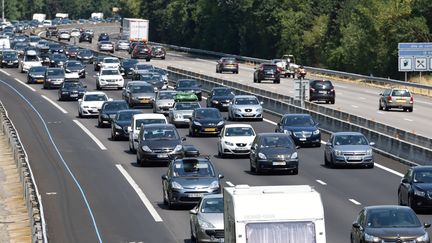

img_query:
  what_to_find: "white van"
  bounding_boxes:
[0,35,10,49]
[128,113,167,152]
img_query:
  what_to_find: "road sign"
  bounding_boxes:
[398,43,432,49]
[398,50,432,56]
[414,57,427,71]
[398,57,413,71]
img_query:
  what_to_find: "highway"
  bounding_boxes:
[0,24,429,242]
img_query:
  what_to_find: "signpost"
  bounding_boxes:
[294,79,309,108]
[398,42,432,82]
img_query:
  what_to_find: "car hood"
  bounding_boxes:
[333,145,370,152]
[413,183,432,191]
[213,95,234,101]
[260,147,296,159]
[199,213,224,229]
[67,66,84,71]
[232,104,262,109]
[173,110,194,116]
[224,136,255,144]
[142,139,180,150]
[283,126,317,132]
[131,92,155,98]
[115,120,130,128]
[194,118,223,125]
[29,72,45,77]
[156,99,174,105]
[173,177,218,189]
[81,101,105,108]
[100,75,122,79]
[23,61,41,65]
[365,227,425,239]
[63,87,85,92]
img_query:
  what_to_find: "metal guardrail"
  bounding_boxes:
[168,66,432,166]
[0,101,47,243]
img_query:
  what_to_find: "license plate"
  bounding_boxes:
[70,94,78,97]
[222,104,229,106]
[348,156,362,160]
[236,147,248,150]
[244,114,254,117]
[273,162,286,166]
[188,193,204,198]
[299,138,307,141]
[319,91,327,94]
[204,128,216,132]
[36,79,44,83]
[140,100,151,103]
[157,153,168,158]
[396,100,406,103]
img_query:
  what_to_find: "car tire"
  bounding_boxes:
[97,119,103,128]
[257,78,261,83]
[146,58,150,62]
[324,154,329,167]
[78,110,82,118]
[218,145,225,158]
[378,101,383,110]
[250,161,256,173]
[136,156,142,167]
[330,99,335,104]
[408,107,413,112]
[96,82,101,90]
[255,164,262,175]
[111,130,117,141]
[383,102,389,111]
[190,225,197,243]
[408,195,416,211]
[292,168,298,175]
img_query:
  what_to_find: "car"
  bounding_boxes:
[0,51,19,68]
[78,91,109,118]
[47,42,64,54]
[227,95,263,121]
[70,29,80,38]
[100,57,120,70]
[96,68,125,90]
[169,102,201,127]
[153,90,177,114]
[49,53,68,67]
[98,33,110,42]
[79,32,92,43]
[38,46,51,66]
[217,124,255,157]
[128,114,169,152]
[119,58,139,78]
[27,66,47,84]
[132,72,167,91]
[43,67,65,89]
[216,57,239,74]
[111,110,143,141]
[115,39,129,51]
[249,133,299,174]
[162,156,223,208]
[398,166,432,211]
[189,194,224,243]
[151,46,166,59]
[189,108,225,137]
[97,100,129,127]
[350,205,430,243]
[45,26,58,37]
[84,29,94,38]
[379,88,414,112]
[19,53,42,73]
[64,46,80,59]
[275,114,321,147]
[124,82,156,108]
[152,68,169,85]
[309,79,335,104]
[175,79,202,101]
[128,41,144,54]
[253,63,280,83]
[93,55,108,71]
[97,41,114,53]
[131,45,152,61]
[13,42,27,57]
[77,49,94,64]
[206,87,235,111]
[29,36,41,47]
[57,30,71,41]
[270,58,288,77]
[130,63,154,77]
[58,80,87,101]
[64,60,86,78]
[324,132,374,168]
[174,92,198,102]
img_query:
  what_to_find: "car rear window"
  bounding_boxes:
[311,80,333,88]
[263,64,277,70]
[391,90,411,97]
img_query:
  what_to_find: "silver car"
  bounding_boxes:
[125,82,156,108]
[190,194,224,243]
[169,102,201,127]
[228,95,263,121]
[324,132,375,168]
[153,90,177,114]
[115,39,130,51]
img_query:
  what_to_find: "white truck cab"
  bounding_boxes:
[128,113,168,152]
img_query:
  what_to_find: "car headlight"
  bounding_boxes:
[313,129,320,135]
[171,181,183,190]
[2,60,5,63]
[334,150,342,156]
[141,145,152,152]
[173,144,183,152]
[114,124,122,129]
[366,149,373,156]
[224,141,234,146]
[256,108,262,113]
[291,152,298,159]
[258,152,267,160]
[364,233,381,242]
[217,121,224,126]
[198,217,215,229]
[234,108,241,112]
[283,130,292,135]
[77,56,81,59]
[62,91,68,94]
[175,114,182,119]
[416,233,429,242]
[209,180,219,190]
[13,60,18,63]
[193,121,202,126]
[414,190,426,197]
[212,100,219,104]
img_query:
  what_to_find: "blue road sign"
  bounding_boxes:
[398,43,432,49]
[398,50,432,56]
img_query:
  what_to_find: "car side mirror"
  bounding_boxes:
[189,208,198,215]
[108,98,113,101]
[401,178,409,183]
[78,99,82,102]
[260,101,264,105]
[161,175,168,180]
[218,174,224,179]
[127,126,132,133]
[424,223,431,228]
[369,142,375,146]
[352,222,361,229]
[182,137,186,141]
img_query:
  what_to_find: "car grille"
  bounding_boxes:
[152,148,174,153]
[236,143,247,147]
[183,115,191,119]
[245,109,252,112]
[205,230,224,239]
[293,131,312,138]
[343,152,366,156]
[232,150,249,154]
[381,239,415,243]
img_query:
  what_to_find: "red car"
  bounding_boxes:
[131,45,152,61]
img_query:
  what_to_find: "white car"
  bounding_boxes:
[96,68,124,90]
[70,29,81,37]
[101,57,120,69]
[217,124,256,157]
[19,53,42,73]
[78,91,109,117]
[58,31,71,41]
[128,113,168,153]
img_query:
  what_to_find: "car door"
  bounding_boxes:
[218,127,225,150]
[276,116,285,133]
[399,169,413,205]
[324,135,334,161]
[207,92,213,107]
[249,136,260,166]
[351,209,366,243]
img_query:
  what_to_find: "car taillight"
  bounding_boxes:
[387,96,392,102]
[277,67,283,72]
[310,87,315,92]
[410,96,414,104]
[330,89,335,92]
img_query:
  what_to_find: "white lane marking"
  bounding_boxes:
[41,95,68,113]
[316,180,327,186]
[263,118,277,125]
[115,164,163,222]
[375,163,404,177]
[0,69,10,76]
[349,199,361,205]
[404,118,413,122]
[13,78,36,92]
[359,97,366,100]
[377,111,384,114]
[226,181,235,187]
[202,96,207,100]
[351,105,359,108]
[46,192,57,195]
[72,120,107,150]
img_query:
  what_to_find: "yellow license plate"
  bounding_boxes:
[140,100,150,103]
[204,128,216,132]
[396,99,406,103]
[36,79,44,83]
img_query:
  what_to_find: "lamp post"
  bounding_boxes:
[2,0,4,23]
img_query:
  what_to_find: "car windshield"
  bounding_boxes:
[117,111,138,121]
[49,43,61,49]
[413,171,432,183]
[222,58,236,63]
[142,126,177,139]
[131,85,153,93]
[235,97,259,105]
[26,55,39,62]
[53,54,67,60]
[283,116,315,126]
[225,127,254,137]
[122,59,138,65]
[311,80,333,88]
[3,53,16,59]
[158,92,176,100]
[334,134,368,146]
[175,102,200,110]
[153,69,167,75]
[136,119,166,130]
[66,62,83,68]
[29,36,40,42]
[213,89,234,96]
[391,90,411,97]
[84,94,107,102]
[101,69,120,75]
[195,109,221,119]
[262,136,293,148]
[47,69,64,75]
[366,209,421,228]
[172,160,215,177]
[68,47,79,52]
[103,102,128,111]
[104,58,119,63]
[177,80,199,88]
[263,64,277,70]
[63,82,81,88]
[201,197,223,213]
[79,50,92,55]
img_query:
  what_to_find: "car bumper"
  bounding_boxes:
[113,127,129,139]
[222,144,251,155]
[221,66,238,72]
[28,77,45,84]
[59,92,84,100]
[80,108,100,117]
[259,73,279,80]
[191,125,224,135]
[170,189,220,204]
[155,105,173,114]
[333,155,374,166]
[310,93,335,101]
[196,228,224,242]
[99,47,114,51]
[412,195,432,209]
[99,80,124,88]
[172,117,191,126]
[139,151,183,164]
[47,80,64,88]
[116,46,129,50]
[232,111,262,120]
[78,58,94,63]
[1,62,19,67]
[209,102,230,111]
[134,54,151,59]
[129,99,154,107]
[291,134,321,146]
[386,102,413,109]
[256,159,299,171]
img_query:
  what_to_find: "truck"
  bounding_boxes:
[55,13,69,19]
[121,18,149,42]
[32,13,46,24]
[224,185,326,243]
[91,12,104,20]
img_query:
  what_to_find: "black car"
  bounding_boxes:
[43,68,65,89]
[175,79,202,101]
[45,26,58,37]
[128,41,142,54]
[275,114,321,147]
[27,66,47,84]
[309,80,335,104]
[94,55,108,71]
[120,58,139,78]
[98,33,110,42]
[79,32,92,43]
[38,47,51,66]
[64,60,86,78]
[0,51,19,68]
[65,46,80,59]
[249,133,299,175]
[47,42,63,54]
[216,57,239,74]
[399,166,432,211]
[111,110,143,141]
[136,124,185,166]
[49,53,68,67]
[77,49,94,64]
[253,63,280,83]
[206,87,235,111]
[13,42,28,56]
[133,73,165,91]
[151,46,166,59]
[351,205,430,243]
[189,108,225,137]
[162,157,223,208]
[97,100,129,127]
[58,80,87,101]
[131,45,152,61]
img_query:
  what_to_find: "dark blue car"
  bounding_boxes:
[275,114,321,147]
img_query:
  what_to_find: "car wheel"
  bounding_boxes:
[250,161,256,173]
[97,119,103,128]
[329,155,336,168]
[292,168,298,175]
[378,101,383,110]
[324,154,329,167]
[163,189,168,205]
[408,107,413,112]
[78,110,82,118]
[257,78,261,83]
[408,195,416,211]
[136,155,143,167]
[255,163,262,175]
[330,99,335,104]
[96,82,101,90]
[218,145,225,158]
[383,102,389,111]
[398,190,404,206]
[190,224,197,243]
[146,58,150,62]
[111,130,117,141]
[129,141,136,153]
